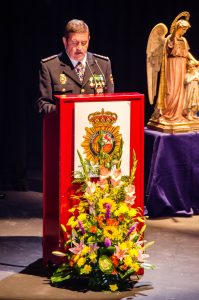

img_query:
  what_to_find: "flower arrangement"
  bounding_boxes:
[51,139,155,292]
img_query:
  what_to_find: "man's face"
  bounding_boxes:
[63,32,90,61]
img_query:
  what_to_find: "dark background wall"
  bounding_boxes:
[1,0,199,190]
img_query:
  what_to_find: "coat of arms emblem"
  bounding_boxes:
[81,108,122,164]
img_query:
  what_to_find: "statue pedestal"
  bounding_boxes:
[145,127,199,217]
[147,118,199,134]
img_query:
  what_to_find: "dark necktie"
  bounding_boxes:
[75,62,85,83]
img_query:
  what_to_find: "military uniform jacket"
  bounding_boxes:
[36,51,114,114]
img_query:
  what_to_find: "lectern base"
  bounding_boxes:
[147,119,199,134]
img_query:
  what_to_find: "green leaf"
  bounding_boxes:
[133,234,139,242]
[139,224,146,235]
[120,268,135,280]
[99,246,115,256]
[140,262,156,270]
[72,177,85,184]
[129,149,138,184]
[51,273,71,283]
[54,263,69,273]
[61,224,67,232]
[77,150,89,180]
[144,241,155,249]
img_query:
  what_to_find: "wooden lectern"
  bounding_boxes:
[43,92,144,264]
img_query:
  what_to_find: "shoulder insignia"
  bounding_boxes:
[41,54,58,63]
[93,53,109,61]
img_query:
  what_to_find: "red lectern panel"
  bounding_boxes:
[43,92,144,264]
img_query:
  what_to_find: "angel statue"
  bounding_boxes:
[146,11,199,133]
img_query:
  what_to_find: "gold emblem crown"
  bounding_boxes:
[88,108,118,127]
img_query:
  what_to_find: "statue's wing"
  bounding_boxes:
[146,23,168,104]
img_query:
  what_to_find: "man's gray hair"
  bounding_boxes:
[64,19,90,38]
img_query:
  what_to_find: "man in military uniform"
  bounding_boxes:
[36,19,114,114]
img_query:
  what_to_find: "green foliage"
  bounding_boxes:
[50,138,155,292]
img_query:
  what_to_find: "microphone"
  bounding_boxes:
[94,59,107,90]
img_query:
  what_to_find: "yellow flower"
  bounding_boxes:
[73,254,80,263]
[129,248,138,258]
[81,246,89,256]
[109,284,118,292]
[77,257,86,267]
[98,198,116,213]
[124,256,133,267]
[78,203,87,213]
[120,241,128,250]
[126,240,133,248]
[131,262,140,272]
[103,226,119,239]
[114,203,129,216]
[67,216,77,228]
[78,213,87,221]
[89,252,97,263]
[81,264,92,274]
[68,207,76,213]
[118,203,129,214]
[128,208,137,217]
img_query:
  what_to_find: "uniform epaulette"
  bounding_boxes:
[93,53,109,61]
[41,54,58,63]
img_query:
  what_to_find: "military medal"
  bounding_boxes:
[59,73,67,84]
[89,77,95,88]
[89,74,105,94]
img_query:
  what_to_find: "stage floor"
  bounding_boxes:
[0,191,199,300]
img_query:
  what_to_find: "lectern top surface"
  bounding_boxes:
[55,92,144,102]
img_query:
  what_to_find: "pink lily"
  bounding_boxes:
[69,239,85,255]
[138,249,150,262]
[114,245,127,261]
[87,200,96,215]
[89,243,99,253]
